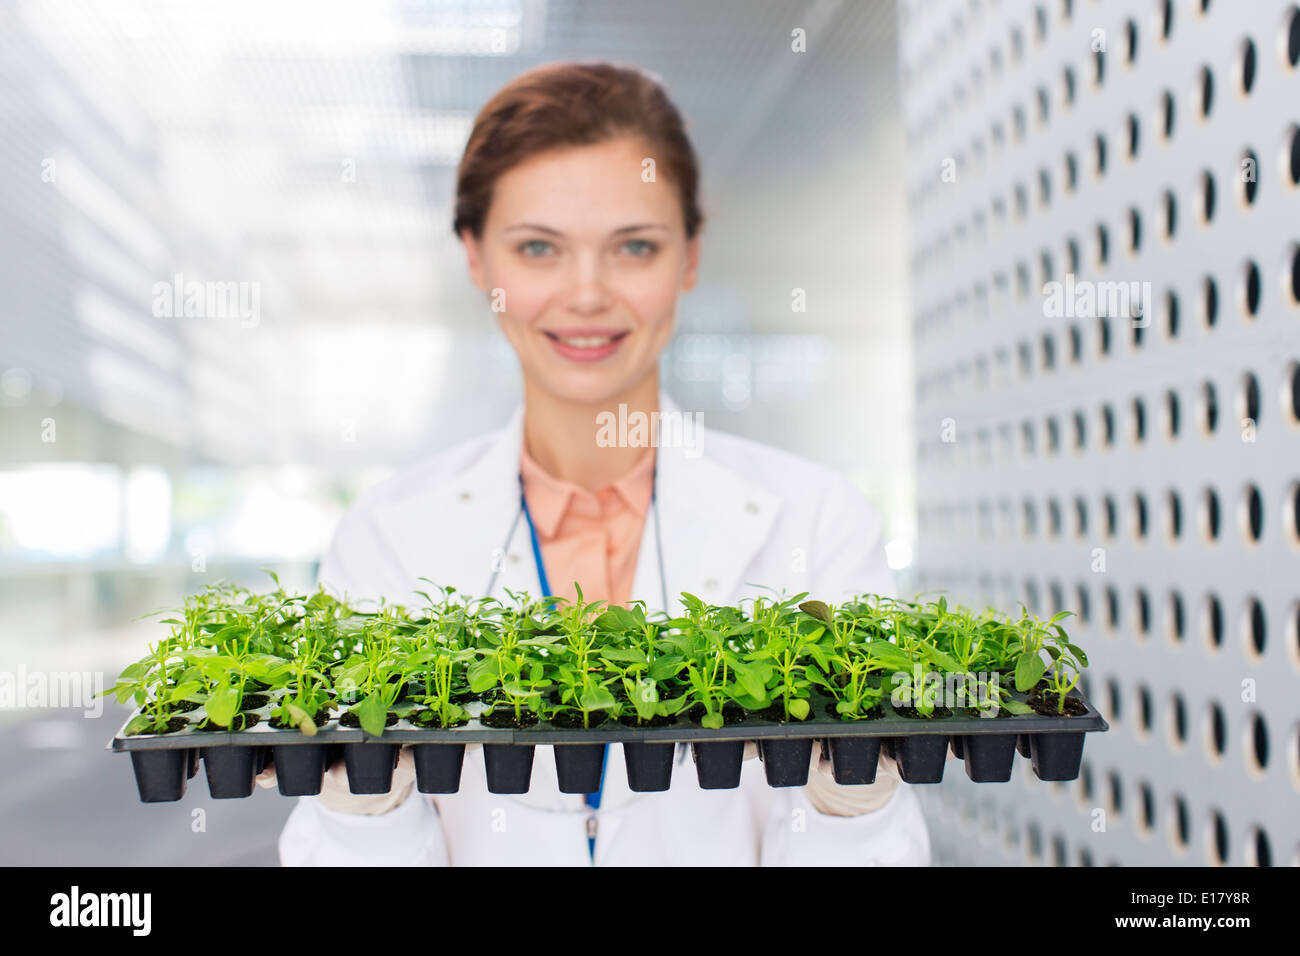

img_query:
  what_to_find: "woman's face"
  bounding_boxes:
[461,136,700,407]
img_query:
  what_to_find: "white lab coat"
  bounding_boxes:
[279,390,931,866]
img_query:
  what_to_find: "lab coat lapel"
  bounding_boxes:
[370,403,540,602]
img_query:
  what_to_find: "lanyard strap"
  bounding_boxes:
[518,474,553,601]
[519,475,607,860]
[516,463,661,863]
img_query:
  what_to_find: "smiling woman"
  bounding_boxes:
[272,60,931,867]
[454,61,703,490]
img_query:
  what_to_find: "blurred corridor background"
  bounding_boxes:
[0,0,911,863]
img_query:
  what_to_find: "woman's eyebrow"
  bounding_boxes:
[503,222,671,235]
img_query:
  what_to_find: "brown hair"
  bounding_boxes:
[453,60,704,241]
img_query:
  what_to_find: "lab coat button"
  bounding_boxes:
[509,552,520,564]
[459,491,472,501]
[745,501,759,514]
[704,577,719,591]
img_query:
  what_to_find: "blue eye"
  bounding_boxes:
[518,239,553,257]
[622,238,658,256]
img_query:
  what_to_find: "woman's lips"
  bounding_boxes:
[542,328,630,363]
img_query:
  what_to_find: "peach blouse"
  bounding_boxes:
[518,441,655,608]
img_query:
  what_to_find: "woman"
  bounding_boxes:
[270,61,931,866]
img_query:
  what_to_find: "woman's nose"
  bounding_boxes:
[564,252,614,311]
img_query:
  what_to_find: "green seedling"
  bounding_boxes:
[108,637,202,735]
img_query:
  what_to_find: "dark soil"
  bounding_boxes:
[338,710,399,728]
[617,711,680,728]
[687,702,747,726]
[894,705,954,720]
[548,709,610,730]
[832,672,883,690]
[755,700,812,723]
[128,716,190,736]
[955,706,1014,719]
[449,690,478,705]
[170,700,201,714]
[268,710,329,730]
[195,713,260,732]
[239,694,270,711]
[410,709,469,729]
[825,701,883,721]
[1027,694,1089,717]
[478,688,516,707]
[479,707,539,729]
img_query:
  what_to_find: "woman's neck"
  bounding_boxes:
[523,372,659,491]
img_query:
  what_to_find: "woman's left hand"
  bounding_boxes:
[743,740,958,816]
[802,748,902,816]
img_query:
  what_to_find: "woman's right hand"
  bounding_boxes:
[256,746,429,814]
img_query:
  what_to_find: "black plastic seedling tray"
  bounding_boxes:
[111,691,1108,801]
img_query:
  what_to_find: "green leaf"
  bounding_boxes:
[798,600,834,625]
[124,714,155,736]
[788,698,810,720]
[578,685,616,712]
[597,646,647,664]
[1015,652,1046,692]
[355,692,388,737]
[286,702,317,736]
[701,711,724,730]
[594,606,638,631]
[205,684,240,727]
[467,658,497,693]
[922,644,962,671]
[647,656,684,681]
[633,687,656,721]
[731,662,766,700]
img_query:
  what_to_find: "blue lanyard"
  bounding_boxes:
[518,475,610,861]
[516,465,664,863]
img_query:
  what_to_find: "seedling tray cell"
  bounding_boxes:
[413,743,466,794]
[623,741,675,791]
[271,743,328,796]
[1029,731,1086,781]
[483,743,534,793]
[343,742,400,794]
[827,736,881,785]
[962,733,1018,782]
[202,746,258,799]
[554,743,606,794]
[890,734,949,783]
[130,749,190,803]
[691,739,744,789]
[758,738,814,787]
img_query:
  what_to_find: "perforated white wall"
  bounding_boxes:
[900,0,1300,865]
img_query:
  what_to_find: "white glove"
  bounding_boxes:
[742,740,898,815]
[803,739,964,815]
[803,746,902,816]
